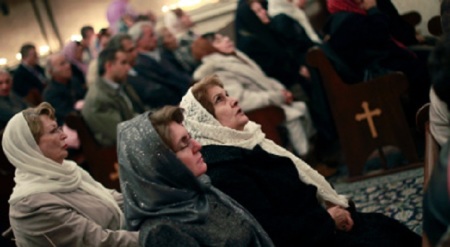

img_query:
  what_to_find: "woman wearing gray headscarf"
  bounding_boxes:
[117,106,274,247]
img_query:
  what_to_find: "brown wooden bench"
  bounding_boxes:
[65,113,120,191]
[307,46,420,178]
[246,106,286,146]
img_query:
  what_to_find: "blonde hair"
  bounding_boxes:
[191,75,224,116]
[22,102,56,143]
[149,106,184,150]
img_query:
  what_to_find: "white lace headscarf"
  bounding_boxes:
[2,112,124,226]
[180,89,348,207]
[268,0,322,44]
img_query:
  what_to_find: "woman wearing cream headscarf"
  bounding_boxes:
[3,102,138,246]
[179,75,421,247]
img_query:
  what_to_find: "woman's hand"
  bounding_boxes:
[327,206,354,232]
[359,0,377,11]
[282,90,294,105]
[299,65,311,80]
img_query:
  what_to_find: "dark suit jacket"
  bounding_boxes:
[133,53,191,99]
[127,71,181,109]
[43,79,86,125]
[12,64,47,97]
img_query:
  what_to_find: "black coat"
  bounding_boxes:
[323,7,430,110]
[269,13,316,67]
[134,53,191,101]
[127,70,181,109]
[42,79,86,125]
[12,64,47,97]
[376,0,418,46]
[234,0,300,88]
[202,145,421,247]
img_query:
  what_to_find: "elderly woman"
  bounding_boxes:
[192,32,315,157]
[117,106,274,247]
[179,75,421,247]
[2,102,138,246]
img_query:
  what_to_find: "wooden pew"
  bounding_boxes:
[246,106,286,146]
[65,113,120,191]
[306,46,420,178]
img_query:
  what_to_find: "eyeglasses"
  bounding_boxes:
[175,136,195,153]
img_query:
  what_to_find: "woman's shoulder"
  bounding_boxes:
[202,145,250,163]
[11,192,66,209]
[11,189,90,213]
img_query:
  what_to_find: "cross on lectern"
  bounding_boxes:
[355,101,382,138]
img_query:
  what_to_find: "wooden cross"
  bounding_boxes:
[355,101,382,138]
[109,162,119,181]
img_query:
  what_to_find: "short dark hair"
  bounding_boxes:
[429,36,450,111]
[20,43,36,58]
[106,33,133,51]
[149,106,184,150]
[80,25,94,39]
[97,48,120,76]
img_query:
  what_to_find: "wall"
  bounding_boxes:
[392,0,441,37]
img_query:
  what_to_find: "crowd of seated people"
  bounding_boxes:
[0,0,445,245]
[191,33,315,157]
[324,0,431,115]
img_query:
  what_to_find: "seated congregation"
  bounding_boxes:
[1,0,444,246]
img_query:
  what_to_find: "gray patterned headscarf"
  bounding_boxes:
[117,112,210,230]
[117,112,274,246]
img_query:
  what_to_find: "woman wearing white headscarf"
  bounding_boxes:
[2,102,138,246]
[179,75,421,247]
[191,33,315,156]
